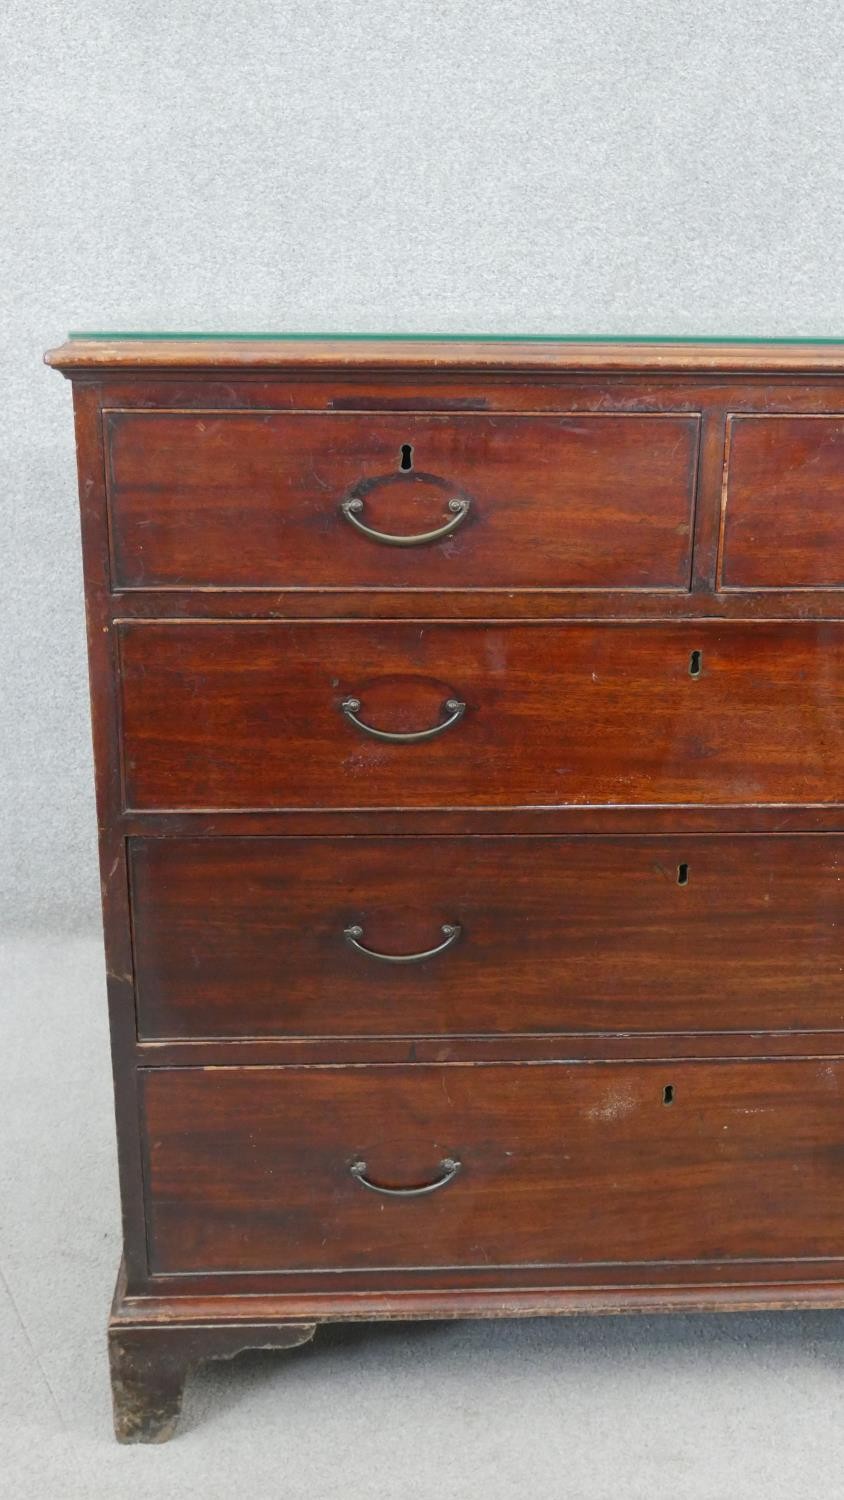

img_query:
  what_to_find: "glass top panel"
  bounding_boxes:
[68,330,842,344]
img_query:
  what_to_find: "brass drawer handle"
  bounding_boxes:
[340,495,470,546]
[350,1157,462,1197]
[343,921,461,964]
[340,695,465,743]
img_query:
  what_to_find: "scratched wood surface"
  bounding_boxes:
[45,335,844,373]
[141,1059,844,1274]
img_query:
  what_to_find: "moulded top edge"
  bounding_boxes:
[44,333,844,374]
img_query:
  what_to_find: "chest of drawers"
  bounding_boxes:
[46,334,844,1442]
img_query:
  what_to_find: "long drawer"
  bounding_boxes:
[142,1060,844,1275]
[130,834,844,1039]
[104,409,699,590]
[118,621,844,810]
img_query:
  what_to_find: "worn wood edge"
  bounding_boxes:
[108,1258,844,1440]
[107,1320,317,1442]
[111,1259,318,1337]
[109,1264,317,1441]
[107,1272,844,1440]
[113,1281,844,1325]
[45,337,844,374]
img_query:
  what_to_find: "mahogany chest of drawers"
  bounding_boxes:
[46,334,844,1442]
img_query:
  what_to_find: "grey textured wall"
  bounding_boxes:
[2,0,843,930]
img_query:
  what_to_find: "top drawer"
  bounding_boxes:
[720,415,844,589]
[103,410,699,591]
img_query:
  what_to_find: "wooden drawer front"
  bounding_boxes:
[119,622,844,810]
[104,410,698,590]
[720,415,844,588]
[131,835,844,1040]
[142,1060,844,1274]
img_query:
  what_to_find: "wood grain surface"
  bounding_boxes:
[118,620,844,810]
[142,1060,844,1274]
[104,409,698,591]
[130,834,844,1039]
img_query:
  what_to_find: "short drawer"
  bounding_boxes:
[104,409,698,590]
[142,1059,844,1274]
[130,835,844,1039]
[720,415,844,588]
[118,621,844,810]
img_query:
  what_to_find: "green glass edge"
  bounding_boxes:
[68,330,843,344]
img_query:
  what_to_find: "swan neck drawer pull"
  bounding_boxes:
[350,1157,462,1197]
[340,695,465,743]
[343,922,461,964]
[340,495,470,546]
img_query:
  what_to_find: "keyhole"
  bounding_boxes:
[677,863,689,886]
[663,1085,675,1106]
[689,650,702,678]
[399,443,413,471]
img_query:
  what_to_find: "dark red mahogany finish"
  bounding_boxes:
[45,335,844,1442]
[130,835,844,1039]
[118,620,843,810]
[720,415,844,588]
[143,1060,844,1274]
[105,409,699,590]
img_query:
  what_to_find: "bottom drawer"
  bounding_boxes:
[142,1061,844,1275]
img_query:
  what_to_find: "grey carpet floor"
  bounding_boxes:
[1,933,843,1500]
